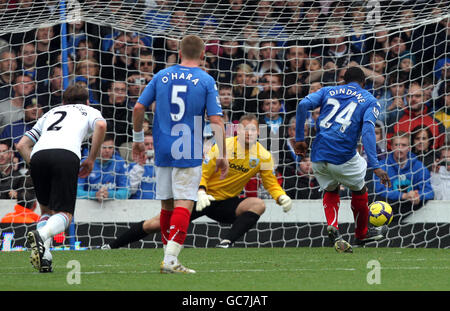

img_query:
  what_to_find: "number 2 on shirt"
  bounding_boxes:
[319,98,357,133]
[171,85,187,122]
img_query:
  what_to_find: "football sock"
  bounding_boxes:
[164,207,190,265]
[37,213,69,242]
[351,192,369,240]
[323,191,340,230]
[109,220,147,249]
[167,207,190,246]
[37,214,52,260]
[160,209,173,245]
[225,211,260,243]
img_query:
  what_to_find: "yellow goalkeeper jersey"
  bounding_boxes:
[200,136,286,201]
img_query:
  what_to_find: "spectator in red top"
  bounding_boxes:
[387,81,445,150]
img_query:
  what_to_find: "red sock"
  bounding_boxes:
[167,207,191,246]
[160,209,173,245]
[351,192,369,240]
[323,191,340,229]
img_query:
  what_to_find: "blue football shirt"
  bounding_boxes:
[138,65,222,167]
[296,82,381,168]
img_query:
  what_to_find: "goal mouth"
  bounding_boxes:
[0,0,449,249]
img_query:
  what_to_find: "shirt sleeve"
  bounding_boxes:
[137,74,157,108]
[205,78,223,117]
[361,100,381,169]
[295,88,324,142]
[24,111,49,143]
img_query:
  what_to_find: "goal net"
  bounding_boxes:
[0,0,449,251]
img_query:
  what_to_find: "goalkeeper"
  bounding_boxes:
[104,114,292,249]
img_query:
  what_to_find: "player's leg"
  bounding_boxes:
[30,150,79,272]
[160,166,200,274]
[28,151,53,271]
[105,215,161,249]
[216,197,264,248]
[337,153,388,245]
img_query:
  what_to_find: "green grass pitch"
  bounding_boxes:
[0,247,449,291]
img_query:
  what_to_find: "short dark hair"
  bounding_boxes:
[62,84,89,105]
[0,138,12,149]
[344,66,366,85]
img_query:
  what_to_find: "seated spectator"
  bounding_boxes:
[411,126,436,172]
[350,51,386,97]
[0,74,37,133]
[218,84,233,122]
[374,132,434,223]
[0,138,25,200]
[0,175,39,223]
[217,39,245,84]
[0,49,17,101]
[284,154,321,200]
[35,26,59,69]
[75,38,99,62]
[396,51,420,81]
[386,32,408,73]
[231,63,259,121]
[0,95,43,145]
[430,145,450,200]
[17,41,50,87]
[126,71,151,108]
[378,71,408,125]
[321,23,358,69]
[75,58,101,103]
[37,65,64,112]
[128,131,156,199]
[97,80,132,147]
[278,116,300,178]
[77,134,130,201]
[258,90,286,142]
[255,40,283,77]
[260,70,283,96]
[283,44,308,89]
[132,49,155,76]
[434,92,450,129]
[387,81,445,150]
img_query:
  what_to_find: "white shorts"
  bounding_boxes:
[155,166,202,201]
[312,153,367,192]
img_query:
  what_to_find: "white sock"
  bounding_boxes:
[37,214,53,260]
[164,241,182,265]
[37,213,69,242]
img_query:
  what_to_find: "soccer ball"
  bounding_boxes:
[369,201,393,227]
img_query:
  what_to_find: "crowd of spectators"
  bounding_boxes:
[0,0,449,218]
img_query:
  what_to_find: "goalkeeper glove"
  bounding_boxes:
[196,189,215,212]
[277,194,292,213]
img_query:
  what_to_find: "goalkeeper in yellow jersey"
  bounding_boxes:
[103,114,292,249]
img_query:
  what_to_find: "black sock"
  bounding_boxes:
[225,211,260,243]
[109,221,147,249]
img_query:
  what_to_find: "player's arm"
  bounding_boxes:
[362,101,391,188]
[206,80,228,179]
[16,135,35,165]
[208,115,228,179]
[79,119,107,178]
[133,78,156,164]
[196,144,219,212]
[259,155,292,212]
[294,88,323,156]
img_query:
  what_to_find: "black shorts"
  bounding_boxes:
[30,149,80,215]
[190,197,246,224]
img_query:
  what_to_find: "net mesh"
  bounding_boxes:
[0,0,450,250]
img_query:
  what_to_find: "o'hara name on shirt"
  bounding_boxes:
[329,87,366,103]
[161,72,199,86]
